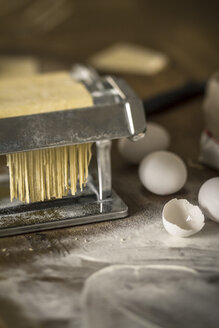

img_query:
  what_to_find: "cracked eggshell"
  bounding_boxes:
[118,122,170,164]
[162,199,205,237]
[198,177,219,223]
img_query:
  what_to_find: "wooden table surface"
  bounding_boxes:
[0,1,219,327]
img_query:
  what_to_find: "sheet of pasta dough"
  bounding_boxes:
[0,71,93,118]
[0,56,39,167]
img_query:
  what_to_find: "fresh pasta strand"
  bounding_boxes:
[7,143,92,203]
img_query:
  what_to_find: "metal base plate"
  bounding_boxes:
[0,176,128,237]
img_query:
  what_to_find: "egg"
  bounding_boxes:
[162,198,205,237]
[203,72,219,139]
[118,122,170,164]
[139,151,187,195]
[198,177,219,223]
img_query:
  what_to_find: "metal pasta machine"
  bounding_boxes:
[0,65,146,237]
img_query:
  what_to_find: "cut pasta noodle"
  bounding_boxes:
[7,144,92,203]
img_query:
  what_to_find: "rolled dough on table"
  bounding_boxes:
[0,56,39,78]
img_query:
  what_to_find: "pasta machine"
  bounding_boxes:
[0,65,146,237]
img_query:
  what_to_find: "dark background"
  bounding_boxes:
[1,0,218,79]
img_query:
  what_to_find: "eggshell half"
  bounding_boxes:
[162,199,205,237]
[198,177,219,223]
[118,122,170,164]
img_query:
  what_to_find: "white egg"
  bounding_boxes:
[198,177,219,223]
[162,198,205,237]
[118,122,170,164]
[203,72,219,139]
[139,151,187,195]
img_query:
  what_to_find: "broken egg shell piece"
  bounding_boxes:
[162,199,205,237]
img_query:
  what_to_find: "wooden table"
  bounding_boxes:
[0,1,219,327]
